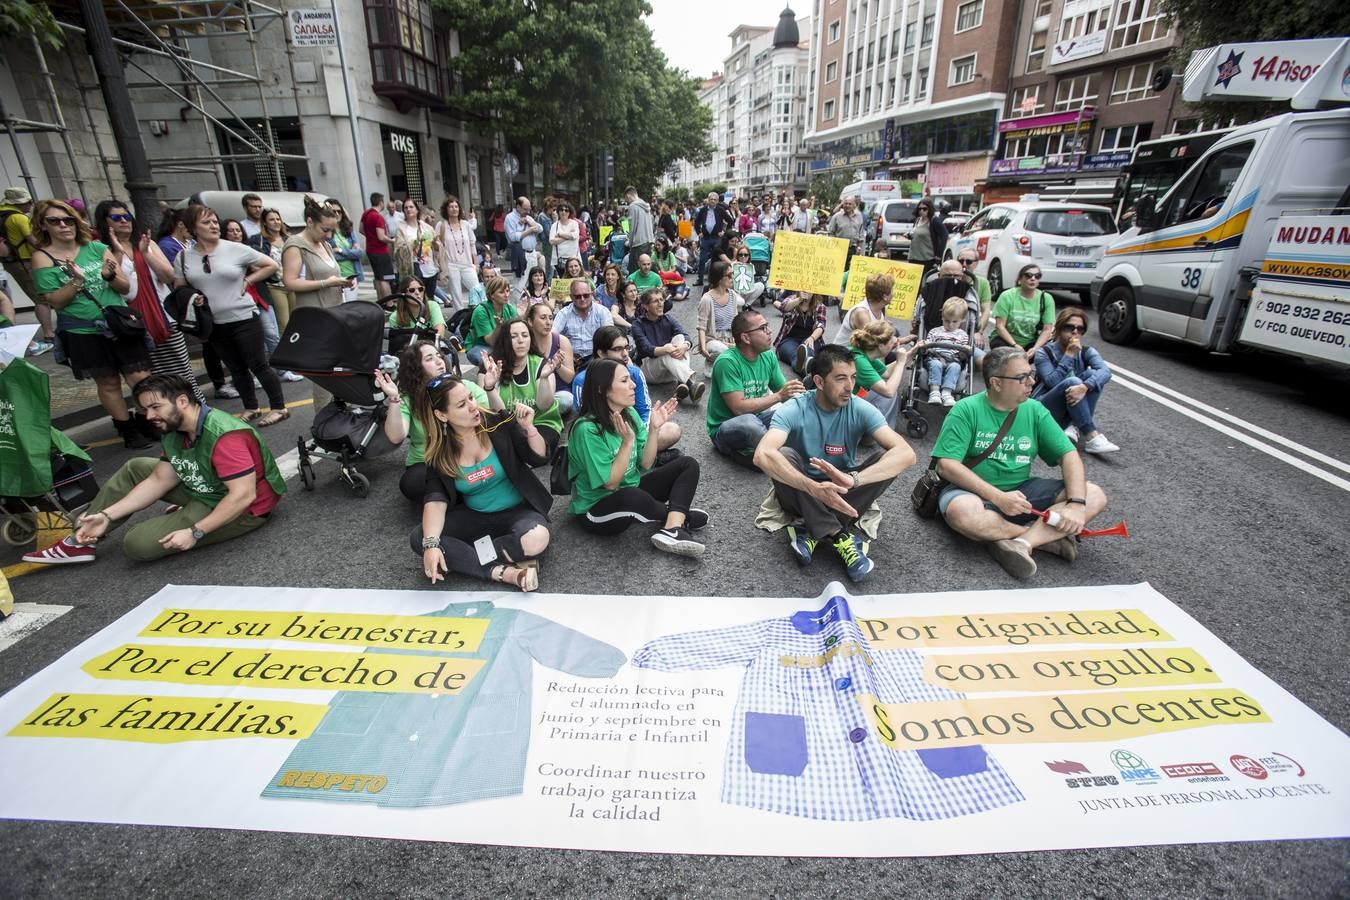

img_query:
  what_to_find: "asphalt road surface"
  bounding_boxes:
[4,285,1348,898]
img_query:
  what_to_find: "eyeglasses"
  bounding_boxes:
[752,323,772,334]
[201,254,212,274]
[572,291,593,299]
[606,344,631,354]
[994,371,1036,384]
[1024,272,1042,280]
[108,213,134,223]
[44,216,77,227]
[1061,323,1086,333]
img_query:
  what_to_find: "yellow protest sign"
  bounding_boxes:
[842,257,924,318]
[767,230,850,296]
[549,277,581,303]
[677,220,693,239]
[140,608,489,651]
[599,225,613,245]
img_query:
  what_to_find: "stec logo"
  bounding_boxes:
[1044,759,1118,788]
[1110,749,1160,784]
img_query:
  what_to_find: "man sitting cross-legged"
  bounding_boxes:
[752,344,916,582]
[706,309,804,468]
[932,346,1109,579]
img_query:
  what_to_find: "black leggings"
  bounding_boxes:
[576,455,699,535]
[209,316,285,410]
[409,503,547,580]
[400,463,426,503]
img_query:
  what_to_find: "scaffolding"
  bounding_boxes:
[3,0,310,201]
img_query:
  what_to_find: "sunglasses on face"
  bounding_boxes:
[1024,272,1042,280]
[44,216,77,227]
[959,258,977,265]
[572,291,593,299]
[1061,323,1086,333]
[108,212,134,223]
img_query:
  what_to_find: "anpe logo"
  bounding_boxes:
[1230,754,1268,780]
[1110,749,1160,784]
[1162,762,1224,778]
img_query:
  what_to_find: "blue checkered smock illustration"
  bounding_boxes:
[262,600,625,808]
[631,596,1024,821]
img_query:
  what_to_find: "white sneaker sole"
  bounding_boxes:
[651,533,705,558]
[21,549,96,565]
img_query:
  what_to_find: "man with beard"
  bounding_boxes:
[24,373,285,564]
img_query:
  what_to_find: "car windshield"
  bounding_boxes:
[1024,209,1117,236]
[884,204,916,223]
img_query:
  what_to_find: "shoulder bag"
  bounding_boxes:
[911,407,1018,518]
[548,416,579,496]
[39,248,146,341]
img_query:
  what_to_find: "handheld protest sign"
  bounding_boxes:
[767,230,850,297]
[549,277,579,304]
[842,257,924,319]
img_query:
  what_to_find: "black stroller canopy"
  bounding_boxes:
[271,301,386,374]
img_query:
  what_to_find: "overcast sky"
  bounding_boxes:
[647,0,809,80]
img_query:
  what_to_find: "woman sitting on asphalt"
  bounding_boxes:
[388,276,445,344]
[525,301,575,415]
[465,273,517,367]
[849,320,910,426]
[488,318,565,456]
[567,359,707,558]
[1032,307,1119,454]
[696,260,743,368]
[610,280,641,331]
[992,263,1055,359]
[412,375,551,593]
[386,339,491,503]
[521,265,550,309]
[772,291,828,377]
[594,263,624,311]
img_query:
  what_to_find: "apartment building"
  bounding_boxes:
[986,0,1190,203]
[805,0,1017,210]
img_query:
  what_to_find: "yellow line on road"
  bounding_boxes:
[2,561,46,579]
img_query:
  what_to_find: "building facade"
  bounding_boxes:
[985,0,1189,204]
[804,0,1017,210]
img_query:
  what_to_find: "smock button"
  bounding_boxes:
[848,727,867,743]
[824,635,838,647]
[835,677,852,690]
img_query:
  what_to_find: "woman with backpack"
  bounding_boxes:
[991,263,1056,360]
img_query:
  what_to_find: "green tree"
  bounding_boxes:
[808,172,849,208]
[0,1,63,48]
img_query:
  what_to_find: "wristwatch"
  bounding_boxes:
[422,535,441,549]
[190,526,206,541]
[1066,497,1087,505]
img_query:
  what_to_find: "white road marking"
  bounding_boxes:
[275,446,302,481]
[1109,363,1350,475]
[0,604,73,652]
[1109,371,1350,493]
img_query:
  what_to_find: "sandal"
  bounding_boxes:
[493,564,538,593]
[255,409,291,428]
[239,409,263,423]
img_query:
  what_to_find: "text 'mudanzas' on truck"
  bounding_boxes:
[1090,37,1350,370]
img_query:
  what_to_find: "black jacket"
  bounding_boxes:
[695,203,733,239]
[423,409,553,517]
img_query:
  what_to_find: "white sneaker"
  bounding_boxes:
[1063,424,1080,443]
[941,390,956,407]
[279,370,305,382]
[216,384,241,399]
[927,389,941,405]
[1084,433,1120,454]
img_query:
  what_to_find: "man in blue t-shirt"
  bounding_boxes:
[753,344,917,582]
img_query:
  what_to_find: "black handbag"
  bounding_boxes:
[548,418,578,496]
[911,407,1017,518]
[40,248,146,340]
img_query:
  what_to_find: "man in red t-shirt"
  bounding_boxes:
[362,191,395,298]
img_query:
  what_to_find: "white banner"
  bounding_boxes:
[287,8,337,47]
[1183,38,1350,109]
[0,582,1346,856]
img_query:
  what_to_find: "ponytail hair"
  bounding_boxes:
[302,194,333,225]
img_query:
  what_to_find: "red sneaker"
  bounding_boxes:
[22,538,97,565]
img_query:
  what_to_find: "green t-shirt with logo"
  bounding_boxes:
[992,288,1054,349]
[567,408,647,515]
[32,241,127,336]
[931,392,1075,490]
[706,348,785,438]
[627,270,663,294]
[400,380,489,466]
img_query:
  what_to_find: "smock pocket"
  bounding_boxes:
[743,712,808,776]
[917,745,989,778]
[464,693,519,737]
[315,694,387,736]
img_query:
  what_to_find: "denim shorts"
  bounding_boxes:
[938,476,1066,526]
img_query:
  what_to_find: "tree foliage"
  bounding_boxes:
[434,0,712,197]
[808,172,850,208]
[0,0,63,48]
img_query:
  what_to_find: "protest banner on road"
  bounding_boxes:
[843,258,925,319]
[1,582,1346,856]
[767,231,850,296]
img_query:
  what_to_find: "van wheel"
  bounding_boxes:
[988,261,1004,296]
[1099,285,1141,345]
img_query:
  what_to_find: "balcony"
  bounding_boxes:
[364,0,452,111]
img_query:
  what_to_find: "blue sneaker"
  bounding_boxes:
[27,339,54,356]
[830,531,874,582]
[786,525,817,566]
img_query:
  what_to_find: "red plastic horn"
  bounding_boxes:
[1032,509,1130,539]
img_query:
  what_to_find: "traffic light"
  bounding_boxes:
[728,154,736,169]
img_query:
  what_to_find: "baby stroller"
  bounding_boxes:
[898,279,981,439]
[743,232,777,303]
[0,358,99,547]
[269,301,398,498]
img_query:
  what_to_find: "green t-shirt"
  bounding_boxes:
[652,251,677,272]
[33,241,126,335]
[992,288,1054,349]
[567,408,647,515]
[706,348,786,438]
[931,392,1076,490]
[627,270,663,293]
[334,232,358,278]
[387,301,445,330]
[468,300,517,348]
[499,354,563,436]
[400,381,489,466]
[454,446,524,513]
[851,349,886,393]
[973,274,992,306]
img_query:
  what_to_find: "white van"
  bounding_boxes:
[839,179,905,210]
[176,190,334,231]
[1091,108,1350,352]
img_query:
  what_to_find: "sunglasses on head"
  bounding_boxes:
[426,372,459,394]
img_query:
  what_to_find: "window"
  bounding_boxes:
[1025,209,1117,236]
[887,76,896,103]
[949,54,977,86]
[904,22,916,52]
[956,0,985,31]
[921,14,935,46]
[846,56,853,76]
[1111,0,1169,49]
[1110,62,1155,103]
[902,72,912,101]
[890,29,900,57]
[1099,122,1151,151]
[1026,30,1047,73]
[1053,74,1097,110]
[917,68,929,97]
[364,0,449,107]
[1057,0,1113,42]
[878,35,887,59]
[829,20,841,42]
[1035,0,1053,15]
[866,41,874,66]
[824,99,835,119]
[826,60,838,82]
[1160,142,1254,226]
[1010,84,1044,115]
[864,86,872,110]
